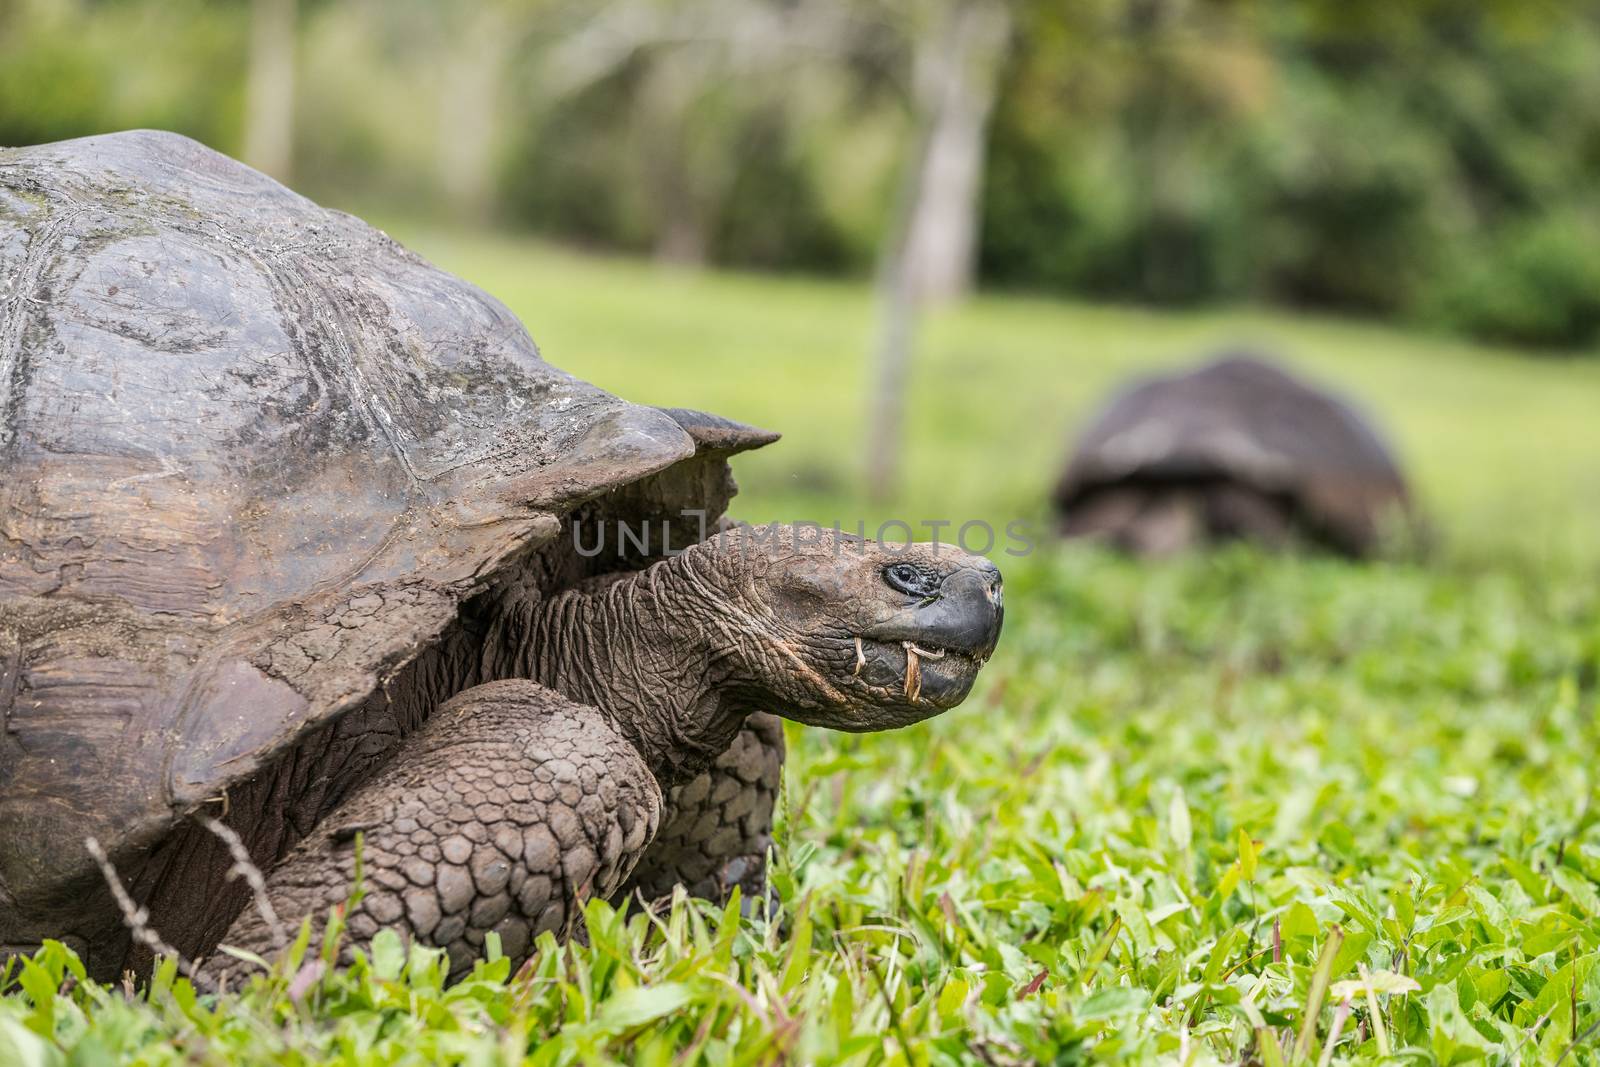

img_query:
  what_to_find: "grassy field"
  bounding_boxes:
[6,232,1600,1064]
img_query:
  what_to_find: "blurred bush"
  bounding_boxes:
[4,0,1600,349]
[982,0,1600,348]
[1426,210,1600,348]
[502,59,860,271]
[0,0,243,149]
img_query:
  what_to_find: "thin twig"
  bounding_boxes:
[1316,999,1352,1067]
[84,837,212,992]
[1509,1001,1560,1064]
[203,818,287,952]
[1555,1016,1600,1067]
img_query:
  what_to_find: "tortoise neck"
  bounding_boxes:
[493,549,757,786]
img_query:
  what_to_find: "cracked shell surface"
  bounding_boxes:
[0,131,700,924]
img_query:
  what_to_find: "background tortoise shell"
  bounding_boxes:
[1054,354,1412,556]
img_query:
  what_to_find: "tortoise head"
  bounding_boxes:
[681,525,1004,731]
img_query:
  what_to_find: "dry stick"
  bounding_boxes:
[83,837,212,992]
[285,959,326,1004]
[1556,1012,1600,1067]
[202,818,288,955]
[1507,1001,1559,1064]
[1316,1000,1353,1067]
[1573,977,1580,1045]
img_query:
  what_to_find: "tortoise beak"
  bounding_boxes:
[921,559,1003,660]
[862,556,1004,661]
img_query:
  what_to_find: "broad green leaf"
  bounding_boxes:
[370,929,405,981]
[1329,970,1420,1000]
[1238,830,1258,882]
[594,984,693,1031]
[1076,986,1149,1021]
[0,1016,58,1067]
[1169,790,1192,854]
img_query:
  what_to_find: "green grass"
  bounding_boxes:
[7,232,1600,1064]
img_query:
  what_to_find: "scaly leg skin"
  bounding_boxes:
[210,680,661,981]
[613,713,784,916]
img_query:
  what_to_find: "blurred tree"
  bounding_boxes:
[435,3,517,222]
[866,0,1011,501]
[7,0,1600,348]
[0,0,244,150]
[520,0,896,267]
[499,0,1019,495]
[899,0,1011,304]
[243,0,296,179]
[975,0,1600,346]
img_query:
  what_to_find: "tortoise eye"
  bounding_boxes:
[883,563,941,598]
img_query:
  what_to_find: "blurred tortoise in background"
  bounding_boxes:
[0,131,1004,981]
[1053,354,1412,557]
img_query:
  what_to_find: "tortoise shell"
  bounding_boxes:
[0,131,773,960]
[1054,354,1411,556]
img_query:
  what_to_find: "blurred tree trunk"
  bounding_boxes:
[643,60,712,267]
[437,4,517,223]
[903,0,1011,304]
[865,0,1010,502]
[243,0,295,180]
[539,0,867,268]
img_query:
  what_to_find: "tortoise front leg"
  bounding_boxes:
[614,712,784,914]
[211,681,661,980]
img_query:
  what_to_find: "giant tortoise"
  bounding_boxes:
[0,131,1004,981]
[1053,354,1412,557]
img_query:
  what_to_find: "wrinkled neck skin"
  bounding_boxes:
[482,544,758,787]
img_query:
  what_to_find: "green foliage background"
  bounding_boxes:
[6,0,1600,345]
[982,2,1600,347]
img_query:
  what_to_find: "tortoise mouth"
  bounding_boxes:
[843,562,1003,715]
[853,635,988,710]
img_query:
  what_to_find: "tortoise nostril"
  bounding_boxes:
[973,560,1003,603]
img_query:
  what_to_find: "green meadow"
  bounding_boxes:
[6,232,1600,1065]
